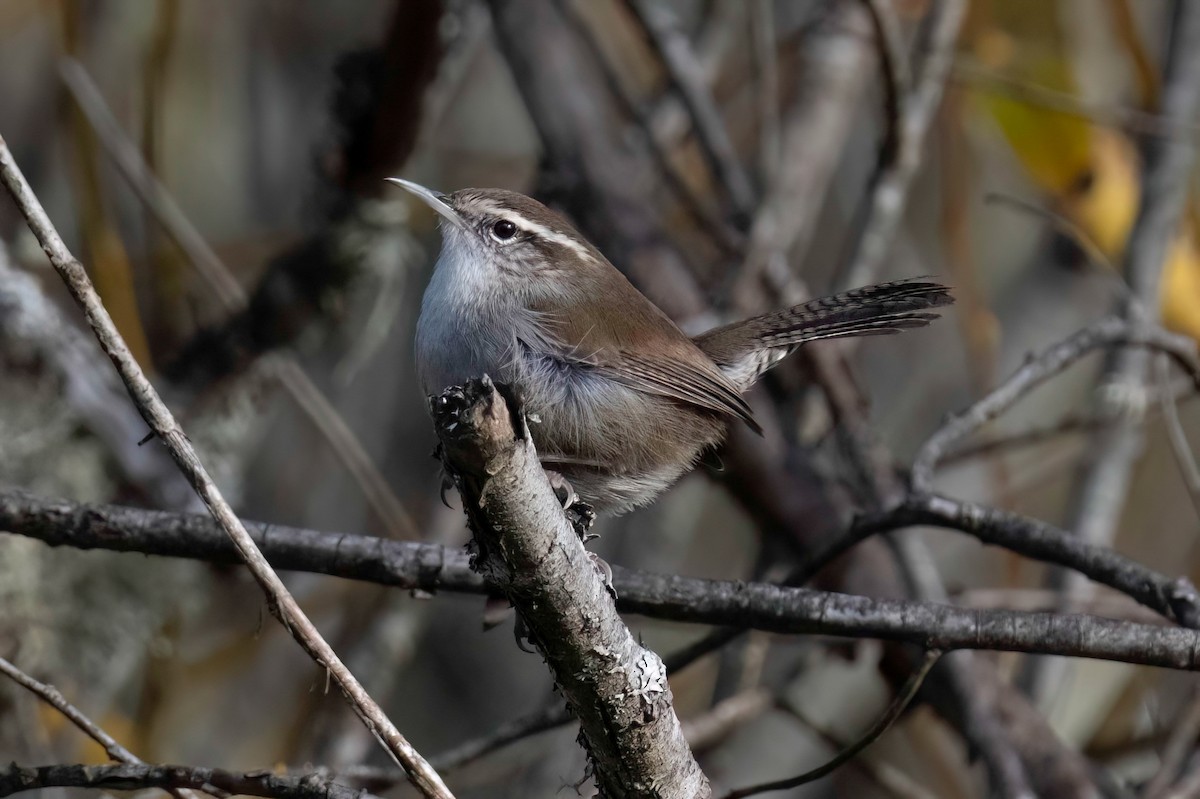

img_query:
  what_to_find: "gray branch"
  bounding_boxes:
[431,378,710,798]
[0,764,374,799]
[911,315,1200,492]
[8,486,1200,672]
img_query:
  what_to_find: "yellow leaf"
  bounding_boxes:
[1056,128,1141,258]
[1161,235,1200,343]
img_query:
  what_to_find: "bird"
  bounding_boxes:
[389,179,952,516]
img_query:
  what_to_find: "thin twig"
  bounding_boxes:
[953,60,1200,141]
[749,0,780,190]
[0,657,139,764]
[939,378,1200,465]
[911,316,1200,492]
[721,650,941,798]
[682,688,774,753]
[0,136,452,799]
[56,58,419,541]
[1145,681,1200,798]
[554,0,744,254]
[0,657,213,799]
[1157,353,1200,521]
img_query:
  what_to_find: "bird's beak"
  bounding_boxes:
[385,178,466,230]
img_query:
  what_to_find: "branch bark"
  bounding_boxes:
[432,378,709,798]
[0,764,373,799]
[10,487,1200,672]
[0,137,452,799]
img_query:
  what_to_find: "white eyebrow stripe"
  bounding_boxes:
[472,200,595,263]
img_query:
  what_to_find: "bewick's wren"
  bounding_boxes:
[391,179,952,514]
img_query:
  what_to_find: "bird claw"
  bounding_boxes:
[546,470,578,509]
[546,471,597,539]
[513,613,537,654]
[589,552,617,600]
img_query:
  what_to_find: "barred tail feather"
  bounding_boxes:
[696,278,953,389]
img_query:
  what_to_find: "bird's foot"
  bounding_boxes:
[589,551,617,600]
[545,470,597,540]
[544,470,610,596]
[512,612,537,654]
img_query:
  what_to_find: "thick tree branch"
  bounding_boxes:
[0,137,452,799]
[432,378,709,798]
[0,764,373,799]
[836,493,1200,627]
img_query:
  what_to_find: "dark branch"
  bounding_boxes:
[0,764,374,799]
[6,487,1200,672]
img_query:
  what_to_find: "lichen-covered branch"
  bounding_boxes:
[0,764,372,799]
[431,378,709,799]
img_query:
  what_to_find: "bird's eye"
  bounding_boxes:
[491,220,518,241]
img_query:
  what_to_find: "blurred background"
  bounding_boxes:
[1,0,1198,796]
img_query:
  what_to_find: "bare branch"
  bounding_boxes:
[911,316,1200,492]
[1034,3,1200,704]
[9,487,1200,671]
[721,650,940,799]
[860,0,910,177]
[0,137,452,799]
[824,493,1200,626]
[1156,354,1200,521]
[432,377,709,797]
[0,764,375,799]
[0,657,139,765]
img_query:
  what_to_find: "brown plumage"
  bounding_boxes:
[394,181,954,513]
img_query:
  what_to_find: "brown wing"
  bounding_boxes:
[605,350,760,433]
[526,270,761,432]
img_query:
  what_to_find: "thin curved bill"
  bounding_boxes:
[385,178,466,230]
